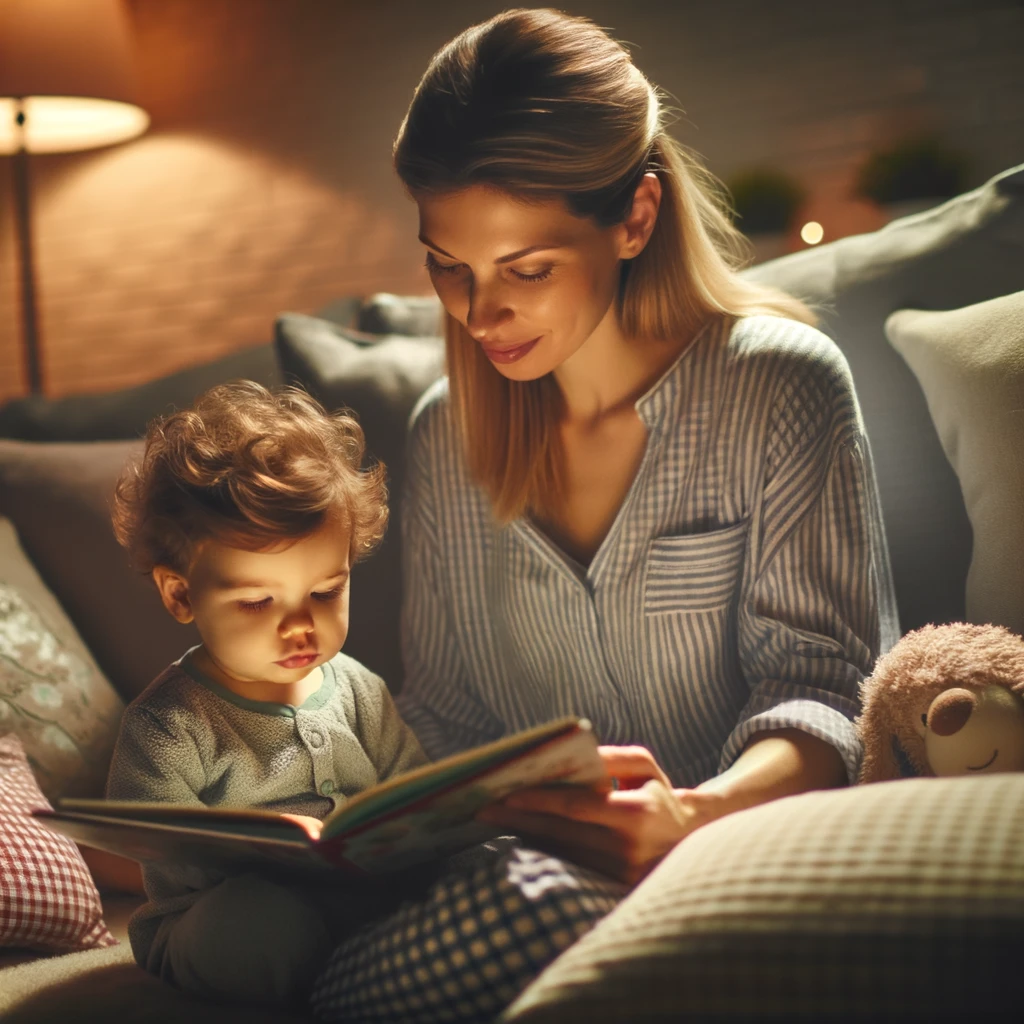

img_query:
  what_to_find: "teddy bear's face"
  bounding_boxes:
[923,684,1024,776]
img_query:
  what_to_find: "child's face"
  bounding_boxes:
[156,517,352,689]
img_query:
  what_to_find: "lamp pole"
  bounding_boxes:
[11,99,43,394]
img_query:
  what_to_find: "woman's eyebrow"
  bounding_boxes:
[418,235,561,264]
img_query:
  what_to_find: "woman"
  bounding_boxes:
[392,7,898,884]
[312,8,897,1021]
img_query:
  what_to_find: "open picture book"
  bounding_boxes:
[35,716,606,876]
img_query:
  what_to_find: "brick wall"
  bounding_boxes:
[0,0,1020,401]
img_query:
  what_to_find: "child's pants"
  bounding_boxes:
[151,839,625,1020]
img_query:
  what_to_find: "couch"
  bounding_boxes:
[1,164,1022,1021]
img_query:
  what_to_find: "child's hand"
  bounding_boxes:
[280,813,323,840]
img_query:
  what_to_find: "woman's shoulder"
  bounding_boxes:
[724,314,853,392]
[408,376,457,457]
[726,314,844,366]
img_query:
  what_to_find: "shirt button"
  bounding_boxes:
[320,779,335,797]
[307,731,323,749]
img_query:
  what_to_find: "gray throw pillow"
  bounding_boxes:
[0,343,282,442]
[745,163,1024,632]
[274,313,445,690]
[0,440,197,704]
[357,292,443,338]
[885,291,1024,635]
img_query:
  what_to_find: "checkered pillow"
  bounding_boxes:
[503,774,1024,1021]
[0,733,116,952]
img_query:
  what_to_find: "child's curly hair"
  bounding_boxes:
[112,381,388,574]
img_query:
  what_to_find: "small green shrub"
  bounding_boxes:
[854,137,969,204]
[726,168,805,235]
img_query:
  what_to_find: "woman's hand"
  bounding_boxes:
[477,745,724,886]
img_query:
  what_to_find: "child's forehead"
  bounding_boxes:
[189,520,352,586]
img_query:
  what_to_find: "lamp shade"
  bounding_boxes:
[0,0,148,153]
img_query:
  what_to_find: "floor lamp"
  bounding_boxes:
[0,0,149,395]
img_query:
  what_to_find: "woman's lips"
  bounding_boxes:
[481,337,540,364]
[276,653,318,669]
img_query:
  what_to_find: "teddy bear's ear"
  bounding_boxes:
[857,701,902,783]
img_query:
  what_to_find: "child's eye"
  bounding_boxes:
[238,597,272,612]
[424,252,463,275]
[312,587,344,602]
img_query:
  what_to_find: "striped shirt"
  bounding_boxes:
[396,314,899,786]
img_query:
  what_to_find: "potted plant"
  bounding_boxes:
[725,167,805,262]
[854,136,970,219]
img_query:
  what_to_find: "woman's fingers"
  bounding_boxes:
[478,780,694,884]
[478,801,638,883]
[597,745,674,790]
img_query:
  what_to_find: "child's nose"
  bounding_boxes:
[279,609,315,638]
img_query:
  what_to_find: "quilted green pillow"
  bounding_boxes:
[503,775,1024,1021]
[0,517,123,798]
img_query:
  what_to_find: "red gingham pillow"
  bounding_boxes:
[0,732,116,952]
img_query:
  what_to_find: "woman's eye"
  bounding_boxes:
[238,597,272,612]
[424,252,462,275]
[312,587,344,602]
[510,267,553,283]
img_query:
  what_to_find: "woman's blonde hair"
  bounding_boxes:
[394,7,815,521]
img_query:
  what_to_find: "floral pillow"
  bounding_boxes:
[0,517,123,799]
[0,732,116,952]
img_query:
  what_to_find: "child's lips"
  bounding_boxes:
[276,653,318,669]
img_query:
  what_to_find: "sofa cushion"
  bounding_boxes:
[0,344,281,442]
[0,440,197,704]
[275,313,444,689]
[356,292,444,338]
[746,163,1024,632]
[503,773,1024,1022]
[0,734,116,954]
[0,941,309,1024]
[885,290,1024,636]
[0,518,124,799]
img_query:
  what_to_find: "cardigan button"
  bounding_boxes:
[320,779,335,797]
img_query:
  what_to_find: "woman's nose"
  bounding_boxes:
[466,280,513,340]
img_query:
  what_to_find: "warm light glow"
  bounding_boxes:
[800,221,825,245]
[0,96,149,154]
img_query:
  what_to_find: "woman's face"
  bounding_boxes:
[415,185,631,382]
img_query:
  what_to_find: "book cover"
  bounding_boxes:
[36,716,606,875]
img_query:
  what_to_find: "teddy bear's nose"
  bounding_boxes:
[927,688,977,736]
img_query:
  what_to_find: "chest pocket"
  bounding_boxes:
[644,519,750,615]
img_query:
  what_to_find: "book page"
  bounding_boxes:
[322,724,607,873]
[321,716,590,838]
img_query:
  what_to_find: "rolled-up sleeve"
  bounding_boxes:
[722,355,899,783]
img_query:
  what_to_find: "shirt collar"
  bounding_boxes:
[634,316,722,432]
[179,647,336,718]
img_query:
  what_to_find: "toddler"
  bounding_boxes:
[106,381,623,1020]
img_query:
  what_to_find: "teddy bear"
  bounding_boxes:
[857,622,1024,784]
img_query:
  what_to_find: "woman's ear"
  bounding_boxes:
[152,565,194,624]
[616,172,662,260]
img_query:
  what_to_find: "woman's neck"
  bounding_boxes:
[553,307,688,426]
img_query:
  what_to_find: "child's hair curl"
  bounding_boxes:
[112,381,388,575]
